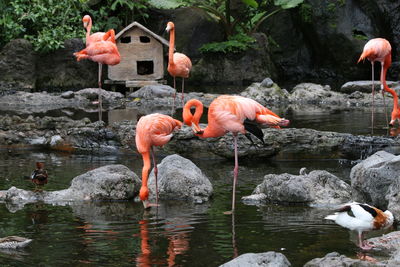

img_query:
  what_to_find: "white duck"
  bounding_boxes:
[325,202,394,250]
[0,236,33,249]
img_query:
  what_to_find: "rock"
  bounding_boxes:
[289,83,342,102]
[303,252,378,267]
[128,84,175,98]
[169,126,400,161]
[61,91,75,99]
[0,39,36,93]
[0,165,141,209]
[240,80,289,105]
[350,151,400,208]
[36,38,97,90]
[260,78,274,88]
[243,170,351,206]
[148,154,213,203]
[367,231,400,255]
[219,252,291,267]
[191,33,278,85]
[387,178,400,219]
[341,81,400,94]
[65,164,139,200]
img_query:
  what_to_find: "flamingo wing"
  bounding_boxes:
[135,114,182,153]
[358,38,391,63]
[169,53,192,78]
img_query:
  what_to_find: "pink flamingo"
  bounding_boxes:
[135,113,182,209]
[183,95,289,214]
[82,15,116,46]
[358,38,392,129]
[166,21,192,111]
[74,29,120,121]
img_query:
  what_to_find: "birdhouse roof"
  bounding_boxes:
[116,21,170,47]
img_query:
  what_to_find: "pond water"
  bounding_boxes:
[0,148,393,266]
[0,96,397,266]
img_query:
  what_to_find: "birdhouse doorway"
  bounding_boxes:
[137,60,154,75]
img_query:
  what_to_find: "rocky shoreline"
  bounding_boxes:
[0,81,399,159]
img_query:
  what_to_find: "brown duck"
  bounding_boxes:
[31,162,48,189]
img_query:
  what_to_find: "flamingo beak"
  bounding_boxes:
[165,25,171,33]
[191,124,202,134]
[278,119,290,127]
[142,200,150,209]
[83,21,88,28]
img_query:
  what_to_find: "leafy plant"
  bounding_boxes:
[0,0,149,52]
[199,33,256,54]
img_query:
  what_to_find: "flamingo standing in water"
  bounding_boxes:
[135,113,182,209]
[166,21,192,112]
[74,29,120,121]
[183,95,289,214]
[358,38,392,129]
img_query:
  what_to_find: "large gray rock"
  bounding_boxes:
[351,151,400,208]
[341,81,400,94]
[191,33,278,85]
[0,39,36,93]
[240,79,289,105]
[219,252,291,267]
[0,164,140,211]
[147,154,213,203]
[36,38,97,90]
[304,252,379,267]
[289,83,344,102]
[387,178,400,219]
[129,84,175,98]
[242,170,351,206]
[367,231,400,255]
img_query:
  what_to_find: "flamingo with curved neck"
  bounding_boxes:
[135,113,182,209]
[166,21,192,112]
[183,95,289,214]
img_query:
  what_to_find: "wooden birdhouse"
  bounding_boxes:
[105,21,169,91]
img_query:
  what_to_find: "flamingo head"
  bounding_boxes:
[183,99,203,134]
[139,186,149,202]
[165,21,175,33]
[390,107,400,127]
[82,15,91,29]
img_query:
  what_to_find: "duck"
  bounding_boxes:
[325,202,394,250]
[31,162,48,190]
[0,236,32,249]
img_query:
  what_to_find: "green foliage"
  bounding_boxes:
[199,33,256,54]
[147,0,187,9]
[299,3,312,23]
[192,0,303,54]
[0,0,149,52]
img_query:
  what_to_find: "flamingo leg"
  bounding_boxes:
[98,63,103,122]
[181,78,185,107]
[371,62,375,133]
[151,146,159,205]
[171,76,176,115]
[226,134,239,215]
[381,63,389,127]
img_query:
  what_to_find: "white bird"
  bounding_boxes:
[325,202,394,250]
[0,236,33,249]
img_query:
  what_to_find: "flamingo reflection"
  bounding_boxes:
[136,219,190,267]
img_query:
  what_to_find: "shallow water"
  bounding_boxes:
[0,98,397,266]
[0,149,393,266]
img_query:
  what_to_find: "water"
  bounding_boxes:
[0,149,392,266]
[0,100,396,266]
